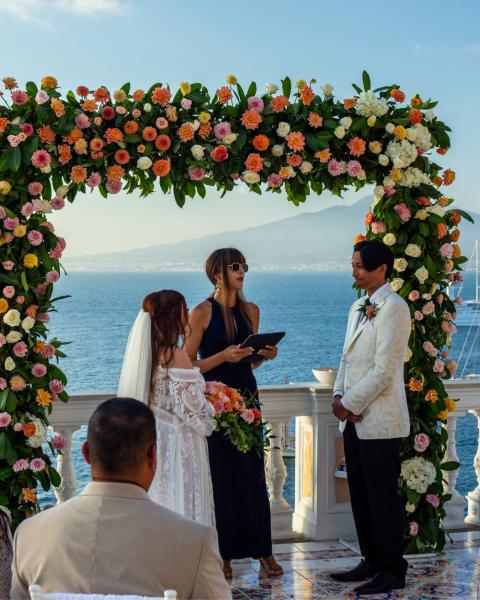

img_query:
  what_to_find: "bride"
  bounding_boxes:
[117,289,216,526]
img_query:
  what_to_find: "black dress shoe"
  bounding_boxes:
[329,559,378,582]
[354,572,405,595]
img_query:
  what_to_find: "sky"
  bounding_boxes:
[0,0,479,256]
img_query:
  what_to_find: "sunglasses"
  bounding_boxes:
[228,262,249,273]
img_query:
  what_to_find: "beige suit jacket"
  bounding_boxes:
[334,284,411,439]
[11,482,232,600]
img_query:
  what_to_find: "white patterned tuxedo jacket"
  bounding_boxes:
[334,283,412,440]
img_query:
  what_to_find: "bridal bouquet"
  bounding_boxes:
[205,381,269,456]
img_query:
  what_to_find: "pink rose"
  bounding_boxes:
[3,286,15,299]
[415,311,424,321]
[28,182,43,196]
[347,160,362,177]
[36,283,47,296]
[188,167,206,181]
[241,409,255,424]
[409,521,418,536]
[0,412,12,427]
[51,196,65,210]
[31,363,47,378]
[422,301,435,316]
[426,494,440,508]
[51,435,66,450]
[11,90,28,105]
[36,313,50,323]
[49,379,64,394]
[408,290,420,301]
[267,174,283,189]
[46,271,60,284]
[3,261,14,271]
[0,335,6,347]
[13,342,28,357]
[423,341,437,357]
[156,117,168,129]
[414,433,430,452]
[21,202,34,217]
[0,377,6,390]
[433,359,444,373]
[75,113,90,129]
[383,186,396,198]
[440,243,453,258]
[180,98,192,110]
[27,230,43,246]
[7,135,21,147]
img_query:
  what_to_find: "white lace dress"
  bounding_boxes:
[148,365,216,526]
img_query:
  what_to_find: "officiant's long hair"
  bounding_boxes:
[142,290,189,370]
[206,248,253,342]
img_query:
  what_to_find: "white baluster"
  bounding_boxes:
[466,408,480,526]
[53,427,78,503]
[443,416,467,528]
[265,420,294,539]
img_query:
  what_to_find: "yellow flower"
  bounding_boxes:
[452,244,461,258]
[179,81,191,95]
[296,79,307,89]
[225,75,237,86]
[367,115,377,127]
[22,488,37,504]
[74,139,88,154]
[23,253,38,269]
[113,89,127,102]
[438,196,450,207]
[437,410,448,421]
[0,298,8,313]
[198,111,211,123]
[41,76,58,89]
[13,225,26,238]
[390,168,403,182]
[393,125,407,140]
[446,397,456,412]
[0,180,11,195]
[36,388,52,408]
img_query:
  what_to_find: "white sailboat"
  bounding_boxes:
[451,240,480,327]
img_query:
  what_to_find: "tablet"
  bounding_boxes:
[238,332,286,363]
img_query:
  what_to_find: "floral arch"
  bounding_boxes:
[0,71,470,553]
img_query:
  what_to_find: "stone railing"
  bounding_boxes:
[49,379,480,540]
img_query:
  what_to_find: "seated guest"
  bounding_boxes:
[11,397,231,600]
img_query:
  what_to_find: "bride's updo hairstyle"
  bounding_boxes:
[142,290,189,368]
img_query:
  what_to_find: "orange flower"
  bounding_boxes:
[286,131,305,152]
[152,159,171,177]
[390,89,405,103]
[288,154,302,167]
[393,125,407,140]
[36,125,55,145]
[343,98,357,109]
[124,120,139,135]
[198,122,212,139]
[139,126,156,142]
[0,117,9,134]
[58,144,72,165]
[64,128,83,144]
[410,95,423,107]
[41,76,58,89]
[2,76,17,90]
[452,244,461,258]
[241,109,262,130]
[166,105,177,122]
[270,95,290,113]
[408,378,424,392]
[438,196,450,207]
[409,108,423,125]
[22,488,37,504]
[22,422,36,437]
[82,99,98,112]
[155,135,171,151]
[279,166,292,179]
[348,137,366,157]
[425,389,439,403]
[216,86,233,104]
[0,298,8,313]
[437,410,448,421]
[36,388,52,407]
[252,135,269,151]
[354,234,366,244]
[133,89,145,102]
[26,304,38,318]
[299,85,315,105]
[137,144,145,154]
[437,147,448,155]
[107,165,125,180]
[245,153,263,173]
[365,211,374,225]
[70,165,87,183]
[93,86,110,102]
[308,112,323,128]
[104,128,124,144]
[416,196,431,207]
[315,148,331,163]
[210,145,228,162]
[114,150,130,165]
[437,223,448,239]
[431,175,443,187]
[90,138,104,152]
[450,229,460,242]
[73,138,87,155]
[450,211,461,225]
[443,169,456,186]
[152,87,171,105]
[51,98,65,117]
[178,123,195,142]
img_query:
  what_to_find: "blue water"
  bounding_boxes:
[40,271,478,507]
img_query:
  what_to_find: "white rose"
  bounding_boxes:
[137,157,152,170]
[143,103,152,112]
[425,110,435,122]
[405,503,416,514]
[357,169,366,181]
[428,205,445,217]
[4,357,15,371]
[56,185,69,198]
[322,83,333,96]
[383,176,395,187]
[191,145,205,160]
[243,170,260,185]
[3,309,21,327]
[265,83,279,94]
[405,244,422,258]
[340,117,352,129]
[224,133,238,145]
[383,233,396,246]
[283,166,295,179]
[40,165,52,174]
[415,209,428,220]
[404,347,413,362]
[391,278,404,292]
[300,161,313,174]
[41,201,52,214]
[385,123,395,134]
[406,128,417,142]
[271,144,284,157]
[6,330,22,343]
[334,126,346,139]
[21,316,35,331]
[393,158,404,169]
[374,185,385,198]
[378,154,389,167]
[415,266,429,284]
[394,258,408,272]
[276,122,290,138]
[192,120,200,131]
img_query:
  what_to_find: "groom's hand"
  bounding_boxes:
[332,395,349,421]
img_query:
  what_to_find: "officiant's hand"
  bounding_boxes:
[223,345,254,363]
[258,345,278,361]
[332,395,349,421]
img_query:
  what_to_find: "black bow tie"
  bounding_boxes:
[365,298,372,306]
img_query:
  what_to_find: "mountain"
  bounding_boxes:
[63,196,480,272]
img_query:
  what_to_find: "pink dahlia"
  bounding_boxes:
[11,90,28,105]
[75,113,90,129]
[31,150,51,168]
[106,178,122,194]
[0,377,6,390]
[13,459,29,472]
[394,203,411,223]
[46,271,60,284]
[51,196,65,210]
[101,106,115,120]
[35,91,49,105]
[267,174,283,188]
[37,313,50,323]
[30,458,46,472]
[248,96,264,112]
[4,217,19,231]
[51,435,66,450]
[13,341,28,357]
[49,379,64,394]
[86,172,101,189]
[188,167,206,181]
[383,186,396,198]
[10,376,26,392]
[181,98,192,110]
[21,202,34,218]
[347,160,362,177]
[370,221,386,234]
[21,123,34,136]
[156,117,169,130]
[426,494,440,508]
[214,121,232,140]
[328,159,344,177]
[31,363,47,378]
[28,230,43,246]
[36,283,47,296]
[241,409,255,424]
[0,412,12,427]
[3,286,15,299]
[440,243,453,258]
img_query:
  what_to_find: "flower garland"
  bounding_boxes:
[0,72,468,547]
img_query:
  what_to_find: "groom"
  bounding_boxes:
[331,239,411,594]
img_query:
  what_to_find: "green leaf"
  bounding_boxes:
[281,77,292,98]
[0,468,12,482]
[26,81,38,96]
[351,83,362,94]
[0,389,8,411]
[362,70,371,91]
[0,433,11,460]
[10,146,21,172]
[440,461,460,471]
[188,91,206,104]
[351,117,367,133]
[48,466,61,487]
[6,392,17,413]
[124,134,141,143]
[453,209,474,224]
[246,82,257,97]
[0,273,17,285]
[121,82,131,95]
[21,270,29,293]
[197,182,206,199]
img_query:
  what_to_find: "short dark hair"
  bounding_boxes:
[87,397,156,476]
[353,239,394,278]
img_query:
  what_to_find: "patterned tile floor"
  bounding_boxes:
[230,531,480,599]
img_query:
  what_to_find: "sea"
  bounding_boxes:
[39,271,479,507]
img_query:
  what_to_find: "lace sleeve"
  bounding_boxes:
[168,369,216,436]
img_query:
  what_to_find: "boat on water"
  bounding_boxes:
[450,241,480,327]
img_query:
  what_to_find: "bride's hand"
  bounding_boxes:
[257,345,278,361]
[222,345,254,363]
